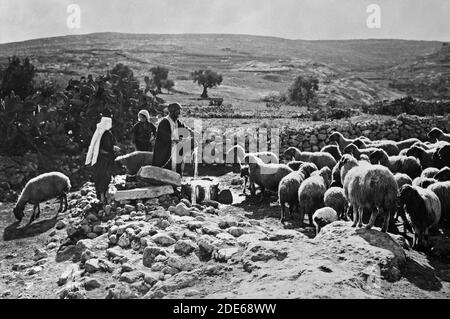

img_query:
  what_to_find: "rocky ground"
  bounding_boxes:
[1,172,450,299]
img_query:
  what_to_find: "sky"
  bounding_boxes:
[0,0,449,44]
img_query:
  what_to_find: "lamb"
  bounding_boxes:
[13,172,71,225]
[324,187,348,220]
[412,177,437,188]
[399,184,441,249]
[353,138,399,156]
[394,173,413,190]
[434,167,450,182]
[278,163,318,222]
[297,167,332,227]
[328,132,370,152]
[341,156,397,232]
[115,151,154,175]
[369,149,422,179]
[320,145,342,162]
[428,128,450,143]
[427,181,450,228]
[283,147,336,170]
[343,143,380,160]
[421,167,440,179]
[243,154,293,201]
[405,146,435,169]
[313,207,339,235]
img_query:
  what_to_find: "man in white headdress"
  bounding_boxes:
[85,116,119,203]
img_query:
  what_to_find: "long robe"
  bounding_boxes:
[152,117,192,174]
[131,121,156,151]
[92,130,116,200]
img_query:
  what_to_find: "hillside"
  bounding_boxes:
[0,33,444,107]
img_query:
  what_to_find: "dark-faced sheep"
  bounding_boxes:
[13,172,71,225]
[394,173,413,190]
[244,154,293,201]
[370,149,422,179]
[278,163,318,222]
[320,145,342,162]
[330,163,342,188]
[313,207,339,235]
[399,184,441,249]
[324,187,348,220]
[427,181,450,228]
[405,146,436,169]
[283,147,336,170]
[421,167,440,179]
[297,167,332,227]
[433,145,450,169]
[434,167,450,182]
[428,128,450,143]
[341,156,397,232]
[115,151,154,175]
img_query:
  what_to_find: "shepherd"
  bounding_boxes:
[131,109,157,151]
[85,116,119,203]
[152,103,194,175]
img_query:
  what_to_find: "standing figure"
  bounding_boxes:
[85,117,118,203]
[152,103,194,175]
[131,109,157,151]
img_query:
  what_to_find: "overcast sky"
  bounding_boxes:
[1,0,449,44]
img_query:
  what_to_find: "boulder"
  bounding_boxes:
[137,166,181,187]
[217,189,233,205]
[114,186,174,201]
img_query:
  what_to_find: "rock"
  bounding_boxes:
[216,232,235,241]
[27,266,43,275]
[218,189,233,205]
[214,248,239,262]
[168,203,191,216]
[114,186,175,201]
[219,218,238,229]
[12,262,34,271]
[105,286,138,299]
[243,242,289,263]
[121,263,134,273]
[268,229,306,241]
[228,227,247,238]
[144,272,159,286]
[84,259,100,273]
[187,221,203,231]
[120,270,144,284]
[180,199,192,207]
[138,166,181,187]
[33,248,48,261]
[58,264,78,286]
[55,220,67,230]
[174,240,198,256]
[184,289,201,297]
[152,233,176,247]
[107,247,127,260]
[145,272,199,296]
[143,246,168,267]
[84,278,101,291]
[56,282,83,299]
[118,234,130,248]
[202,225,221,236]
[75,234,109,260]
[204,200,220,209]
[315,221,406,282]
[47,242,58,250]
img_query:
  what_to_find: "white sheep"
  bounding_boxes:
[313,207,339,235]
[283,147,336,170]
[13,172,71,225]
[324,187,348,220]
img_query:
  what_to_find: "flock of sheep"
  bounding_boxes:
[235,128,450,250]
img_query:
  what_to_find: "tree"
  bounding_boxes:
[149,66,169,94]
[191,69,223,98]
[287,76,319,106]
[162,79,175,94]
[0,56,36,99]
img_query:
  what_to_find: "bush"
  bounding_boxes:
[0,56,36,99]
[191,69,223,98]
[287,76,319,106]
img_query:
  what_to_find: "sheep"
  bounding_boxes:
[324,187,348,220]
[412,177,438,188]
[297,167,332,227]
[433,144,450,169]
[13,172,71,225]
[338,154,370,186]
[341,156,397,232]
[313,207,339,235]
[399,184,441,249]
[395,138,422,151]
[286,160,305,171]
[421,167,440,179]
[353,138,399,156]
[428,128,450,143]
[330,163,342,188]
[343,143,380,160]
[278,163,318,222]
[320,145,342,162]
[227,145,279,165]
[394,173,413,190]
[283,147,337,170]
[115,151,154,175]
[427,181,450,228]
[243,154,293,201]
[434,167,450,182]
[328,132,370,152]
[369,149,422,179]
[405,146,436,169]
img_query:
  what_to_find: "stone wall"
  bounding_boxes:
[280,114,450,153]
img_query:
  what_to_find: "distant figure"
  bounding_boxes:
[85,117,119,203]
[152,103,194,174]
[131,110,157,152]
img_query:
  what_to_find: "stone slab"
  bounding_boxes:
[114,186,174,201]
[137,166,181,187]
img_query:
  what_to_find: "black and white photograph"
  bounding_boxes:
[0,0,450,305]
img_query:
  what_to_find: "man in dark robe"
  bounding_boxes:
[152,103,194,174]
